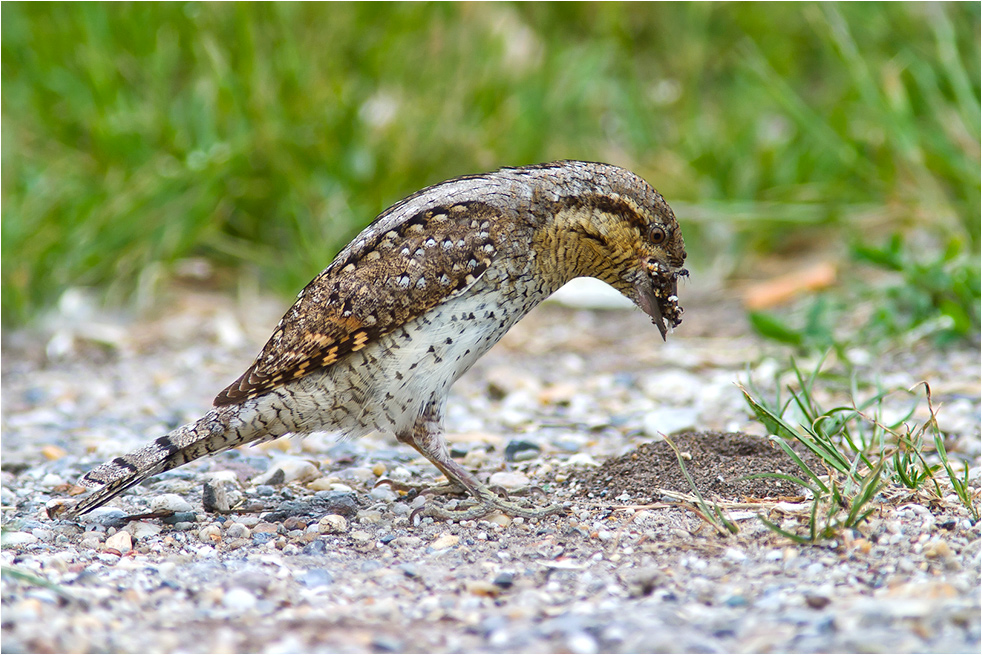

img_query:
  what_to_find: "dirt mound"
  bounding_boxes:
[568,431,813,503]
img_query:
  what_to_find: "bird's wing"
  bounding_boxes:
[214,202,501,405]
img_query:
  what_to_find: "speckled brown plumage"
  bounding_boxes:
[64,161,688,521]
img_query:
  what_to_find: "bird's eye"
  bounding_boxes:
[648,225,667,244]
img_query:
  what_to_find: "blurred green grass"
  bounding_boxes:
[2,2,979,325]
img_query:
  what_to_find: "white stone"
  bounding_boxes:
[150,494,194,513]
[39,473,65,488]
[369,486,398,502]
[254,458,319,485]
[222,587,257,611]
[430,533,460,550]
[2,531,38,545]
[563,453,601,467]
[125,521,163,540]
[488,471,530,491]
[317,515,349,534]
[105,530,132,553]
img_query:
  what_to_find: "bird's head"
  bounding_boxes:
[548,163,688,340]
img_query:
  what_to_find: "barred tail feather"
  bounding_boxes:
[66,405,271,518]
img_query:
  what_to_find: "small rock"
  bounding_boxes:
[40,473,65,488]
[485,513,512,528]
[222,587,257,611]
[252,532,275,545]
[40,445,68,460]
[805,593,831,610]
[356,509,383,524]
[466,580,501,597]
[369,486,398,502]
[162,512,198,525]
[318,515,349,534]
[488,472,530,491]
[567,631,599,655]
[924,540,952,559]
[619,567,665,598]
[372,462,387,477]
[105,530,132,554]
[125,521,163,540]
[430,533,460,550]
[505,440,541,462]
[30,529,55,543]
[300,569,334,587]
[85,507,127,525]
[226,523,251,539]
[275,459,320,484]
[312,490,359,517]
[371,635,403,653]
[3,531,38,545]
[202,481,230,513]
[258,477,283,491]
[336,466,375,483]
[563,453,600,468]
[307,477,336,491]
[492,572,515,588]
[302,540,327,556]
[197,523,222,544]
[151,494,194,514]
[350,530,373,542]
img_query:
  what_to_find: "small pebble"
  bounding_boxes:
[466,580,500,597]
[226,523,251,539]
[430,533,460,550]
[924,540,952,559]
[369,485,398,502]
[125,521,162,540]
[40,445,68,460]
[504,440,541,462]
[485,513,512,528]
[356,509,383,524]
[302,540,327,556]
[4,532,38,545]
[257,459,319,485]
[318,515,349,534]
[202,481,230,513]
[162,512,198,525]
[197,524,222,544]
[222,587,257,611]
[104,530,132,554]
[488,471,530,491]
[301,568,334,587]
[151,494,194,513]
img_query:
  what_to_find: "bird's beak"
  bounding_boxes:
[634,259,687,341]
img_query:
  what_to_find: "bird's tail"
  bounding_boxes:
[65,403,283,518]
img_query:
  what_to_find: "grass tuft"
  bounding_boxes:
[740,355,979,543]
[2,3,979,324]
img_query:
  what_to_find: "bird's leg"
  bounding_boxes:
[395,401,565,522]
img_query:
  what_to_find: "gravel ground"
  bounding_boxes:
[2,281,980,653]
